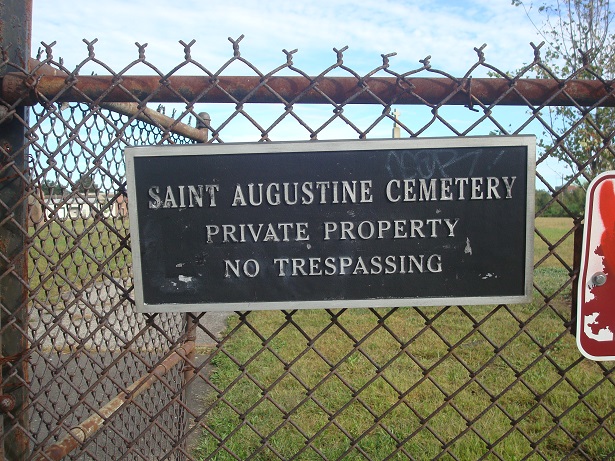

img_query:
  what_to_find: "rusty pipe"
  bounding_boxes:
[3,71,615,107]
[183,316,198,383]
[101,102,208,142]
[34,340,195,461]
[23,59,209,142]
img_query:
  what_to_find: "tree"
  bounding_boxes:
[514,0,615,181]
[39,179,67,196]
[535,186,587,216]
[73,173,99,194]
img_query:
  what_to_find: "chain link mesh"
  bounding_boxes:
[0,38,613,460]
[26,102,191,459]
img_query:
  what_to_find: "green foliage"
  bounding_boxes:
[73,173,99,193]
[39,179,67,196]
[535,186,586,217]
[514,0,615,179]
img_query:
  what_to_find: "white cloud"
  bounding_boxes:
[32,0,540,76]
[31,1,569,186]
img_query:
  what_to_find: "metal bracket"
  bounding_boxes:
[0,352,27,413]
[0,394,15,413]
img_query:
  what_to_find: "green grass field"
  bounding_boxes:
[533,217,576,268]
[27,216,613,459]
[194,217,614,460]
[28,217,131,306]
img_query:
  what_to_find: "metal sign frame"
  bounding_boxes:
[577,171,615,361]
[126,136,535,313]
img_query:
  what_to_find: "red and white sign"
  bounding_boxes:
[577,171,615,360]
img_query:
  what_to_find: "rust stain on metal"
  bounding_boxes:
[103,102,208,142]
[12,427,30,460]
[3,72,615,107]
[184,317,198,383]
[16,59,209,142]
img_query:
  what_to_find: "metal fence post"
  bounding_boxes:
[0,1,32,459]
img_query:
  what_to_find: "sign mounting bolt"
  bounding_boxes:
[591,272,607,287]
[0,394,16,413]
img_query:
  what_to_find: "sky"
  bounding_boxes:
[32,0,541,76]
[30,0,571,188]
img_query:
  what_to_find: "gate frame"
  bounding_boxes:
[0,1,32,459]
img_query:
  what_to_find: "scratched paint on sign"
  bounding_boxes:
[578,173,615,360]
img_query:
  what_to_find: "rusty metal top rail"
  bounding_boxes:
[3,72,615,107]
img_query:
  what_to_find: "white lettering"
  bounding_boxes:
[263,224,280,242]
[386,180,401,202]
[273,254,444,276]
[360,180,373,203]
[243,259,260,277]
[377,221,391,239]
[444,218,459,237]
[273,258,289,276]
[187,185,203,207]
[428,254,442,272]
[206,225,219,243]
[231,185,247,206]
[419,179,437,201]
[440,178,453,200]
[357,221,375,240]
[296,222,309,241]
[266,183,281,206]
[502,176,516,199]
[247,183,263,206]
[455,178,469,200]
[148,186,161,209]
[340,222,355,240]
[404,179,416,201]
[284,183,299,205]
[486,177,500,200]
[163,186,178,208]
[409,220,424,238]
[206,184,219,207]
[339,257,353,275]
[324,222,337,240]
[471,177,484,200]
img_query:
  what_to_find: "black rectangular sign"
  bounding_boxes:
[126,136,535,312]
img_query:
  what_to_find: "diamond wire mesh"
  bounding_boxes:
[0,38,612,460]
[25,102,191,460]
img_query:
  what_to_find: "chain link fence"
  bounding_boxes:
[0,34,614,460]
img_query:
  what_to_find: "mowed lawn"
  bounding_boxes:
[28,217,131,306]
[194,217,615,460]
[534,217,576,267]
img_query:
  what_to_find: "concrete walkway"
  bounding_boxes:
[28,278,231,459]
[193,312,231,347]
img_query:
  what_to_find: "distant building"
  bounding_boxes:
[43,193,127,221]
